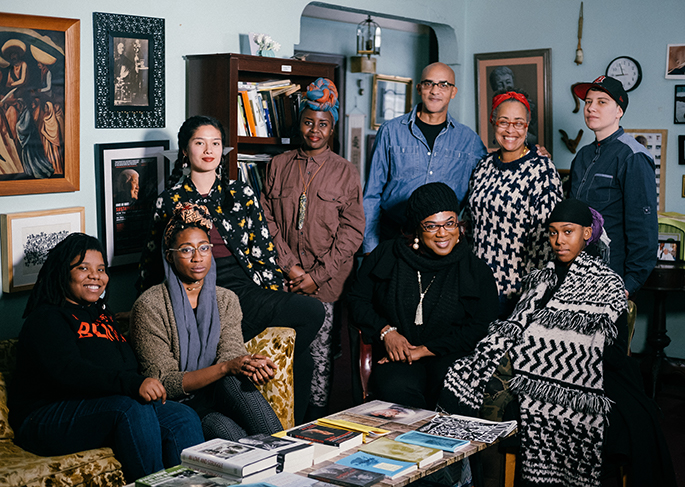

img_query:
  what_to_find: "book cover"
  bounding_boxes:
[237,95,248,137]
[287,423,362,450]
[417,414,517,443]
[394,430,469,453]
[246,88,268,137]
[258,92,274,137]
[359,436,442,468]
[240,90,257,137]
[285,436,340,464]
[260,90,280,138]
[344,400,438,425]
[240,433,314,471]
[180,438,277,477]
[336,451,417,480]
[135,465,239,487]
[308,463,385,487]
[182,460,279,483]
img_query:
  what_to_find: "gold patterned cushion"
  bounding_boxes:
[245,327,295,430]
[0,373,14,441]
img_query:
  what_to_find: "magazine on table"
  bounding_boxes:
[358,436,443,468]
[394,430,470,453]
[417,414,517,443]
[336,451,417,480]
[343,400,438,425]
[308,463,385,487]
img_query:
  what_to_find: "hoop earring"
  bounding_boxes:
[412,236,420,250]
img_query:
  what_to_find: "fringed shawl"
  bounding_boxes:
[440,252,627,486]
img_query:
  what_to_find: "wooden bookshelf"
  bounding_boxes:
[185,53,337,180]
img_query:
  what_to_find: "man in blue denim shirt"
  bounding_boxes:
[362,62,487,253]
[570,76,657,296]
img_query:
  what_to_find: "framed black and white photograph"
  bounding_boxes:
[475,48,552,154]
[97,140,169,266]
[675,85,685,124]
[371,74,412,129]
[93,12,165,128]
[665,44,685,79]
[657,240,679,263]
[1,207,85,292]
[625,129,667,212]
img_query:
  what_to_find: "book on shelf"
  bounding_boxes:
[344,400,438,426]
[259,90,280,138]
[239,433,314,473]
[259,92,275,137]
[257,79,292,90]
[183,460,278,484]
[180,438,278,477]
[237,95,248,137]
[358,436,442,468]
[135,465,239,487]
[417,414,517,444]
[394,430,469,453]
[308,463,385,487]
[244,88,268,137]
[287,423,363,450]
[239,90,258,137]
[336,451,417,480]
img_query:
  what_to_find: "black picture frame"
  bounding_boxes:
[657,239,679,263]
[675,85,685,124]
[680,135,685,166]
[474,48,552,155]
[96,140,169,266]
[93,12,165,128]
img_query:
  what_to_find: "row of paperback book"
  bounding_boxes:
[237,153,271,200]
[238,80,302,140]
[136,400,516,487]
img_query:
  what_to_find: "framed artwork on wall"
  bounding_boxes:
[679,135,685,166]
[474,48,552,155]
[625,129,667,212]
[665,44,685,79]
[675,85,685,124]
[371,74,412,130]
[1,206,85,292]
[96,140,169,266]
[0,12,80,196]
[93,12,165,128]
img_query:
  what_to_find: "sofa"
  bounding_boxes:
[0,327,295,487]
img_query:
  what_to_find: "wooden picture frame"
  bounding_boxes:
[371,74,412,130]
[474,49,552,155]
[675,85,685,124]
[0,12,80,196]
[624,129,667,212]
[665,44,685,79]
[657,239,679,263]
[1,206,85,292]
[93,12,165,128]
[96,140,169,266]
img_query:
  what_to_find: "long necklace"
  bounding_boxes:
[297,158,327,230]
[415,271,436,325]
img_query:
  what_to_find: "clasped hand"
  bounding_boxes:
[287,265,318,295]
[379,330,433,365]
[225,354,276,384]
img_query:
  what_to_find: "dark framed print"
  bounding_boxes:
[93,12,165,128]
[1,206,84,292]
[679,135,685,166]
[657,239,679,263]
[371,74,412,129]
[97,140,169,266]
[475,48,552,155]
[625,129,667,211]
[0,13,80,196]
[675,85,685,124]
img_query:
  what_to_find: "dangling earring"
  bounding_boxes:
[182,155,190,176]
[412,236,420,250]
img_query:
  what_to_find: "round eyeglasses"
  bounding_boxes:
[168,244,213,259]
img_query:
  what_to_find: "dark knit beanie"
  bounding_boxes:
[547,199,593,227]
[405,182,460,231]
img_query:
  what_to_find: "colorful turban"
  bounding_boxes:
[301,77,339,123]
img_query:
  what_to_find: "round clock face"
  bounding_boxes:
[606,56,642,92]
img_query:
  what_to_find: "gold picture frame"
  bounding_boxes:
[624,129,667,212]
[371,74,412,130]
[1,207,85,292]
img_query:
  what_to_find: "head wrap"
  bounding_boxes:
[490,91,531,123]
[405,182,460,232]
[301,77,339,123]
[163,203,213,250]
[548,199,593,227]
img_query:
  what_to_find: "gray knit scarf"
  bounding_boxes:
[163,257,221,372]
[440,252,627,486]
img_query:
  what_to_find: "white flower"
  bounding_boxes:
[253,33,281,52]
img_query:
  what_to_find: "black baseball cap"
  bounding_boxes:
[573,75,628,112]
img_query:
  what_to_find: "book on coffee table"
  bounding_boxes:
[287,423,362,450]
[336,451,417,480]
[308,463,385,487]
[180,438,277,477]
[135,465,239,487]
[394,430,470,453]
[359,436,443,468]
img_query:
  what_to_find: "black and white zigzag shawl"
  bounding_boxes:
[440,252,627,486]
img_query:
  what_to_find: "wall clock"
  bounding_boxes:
[606,56,642,92]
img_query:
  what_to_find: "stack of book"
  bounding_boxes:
[238,79,303,140]
[239,433,314,473]
[179,438,279,483]
[284,422,364,465]
[135,465,237,487]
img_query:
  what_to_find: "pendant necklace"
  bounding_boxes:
[186,281,202,292]
[415,271,436,325]
[297,158,327,230]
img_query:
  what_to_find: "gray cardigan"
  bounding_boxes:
[130,283,246,399]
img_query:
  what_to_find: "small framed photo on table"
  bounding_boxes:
[657,239,679,263]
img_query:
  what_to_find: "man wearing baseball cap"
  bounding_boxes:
[570,75,657,297]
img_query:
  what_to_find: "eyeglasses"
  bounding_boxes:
[494,119,529,130]
[421,220,459,233]
[419,80,455,91]
[168,244,213,258]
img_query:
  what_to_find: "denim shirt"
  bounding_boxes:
[362,105,487,252]
[570,127,658,294]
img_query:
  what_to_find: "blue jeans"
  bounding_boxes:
[16,395,204,482]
